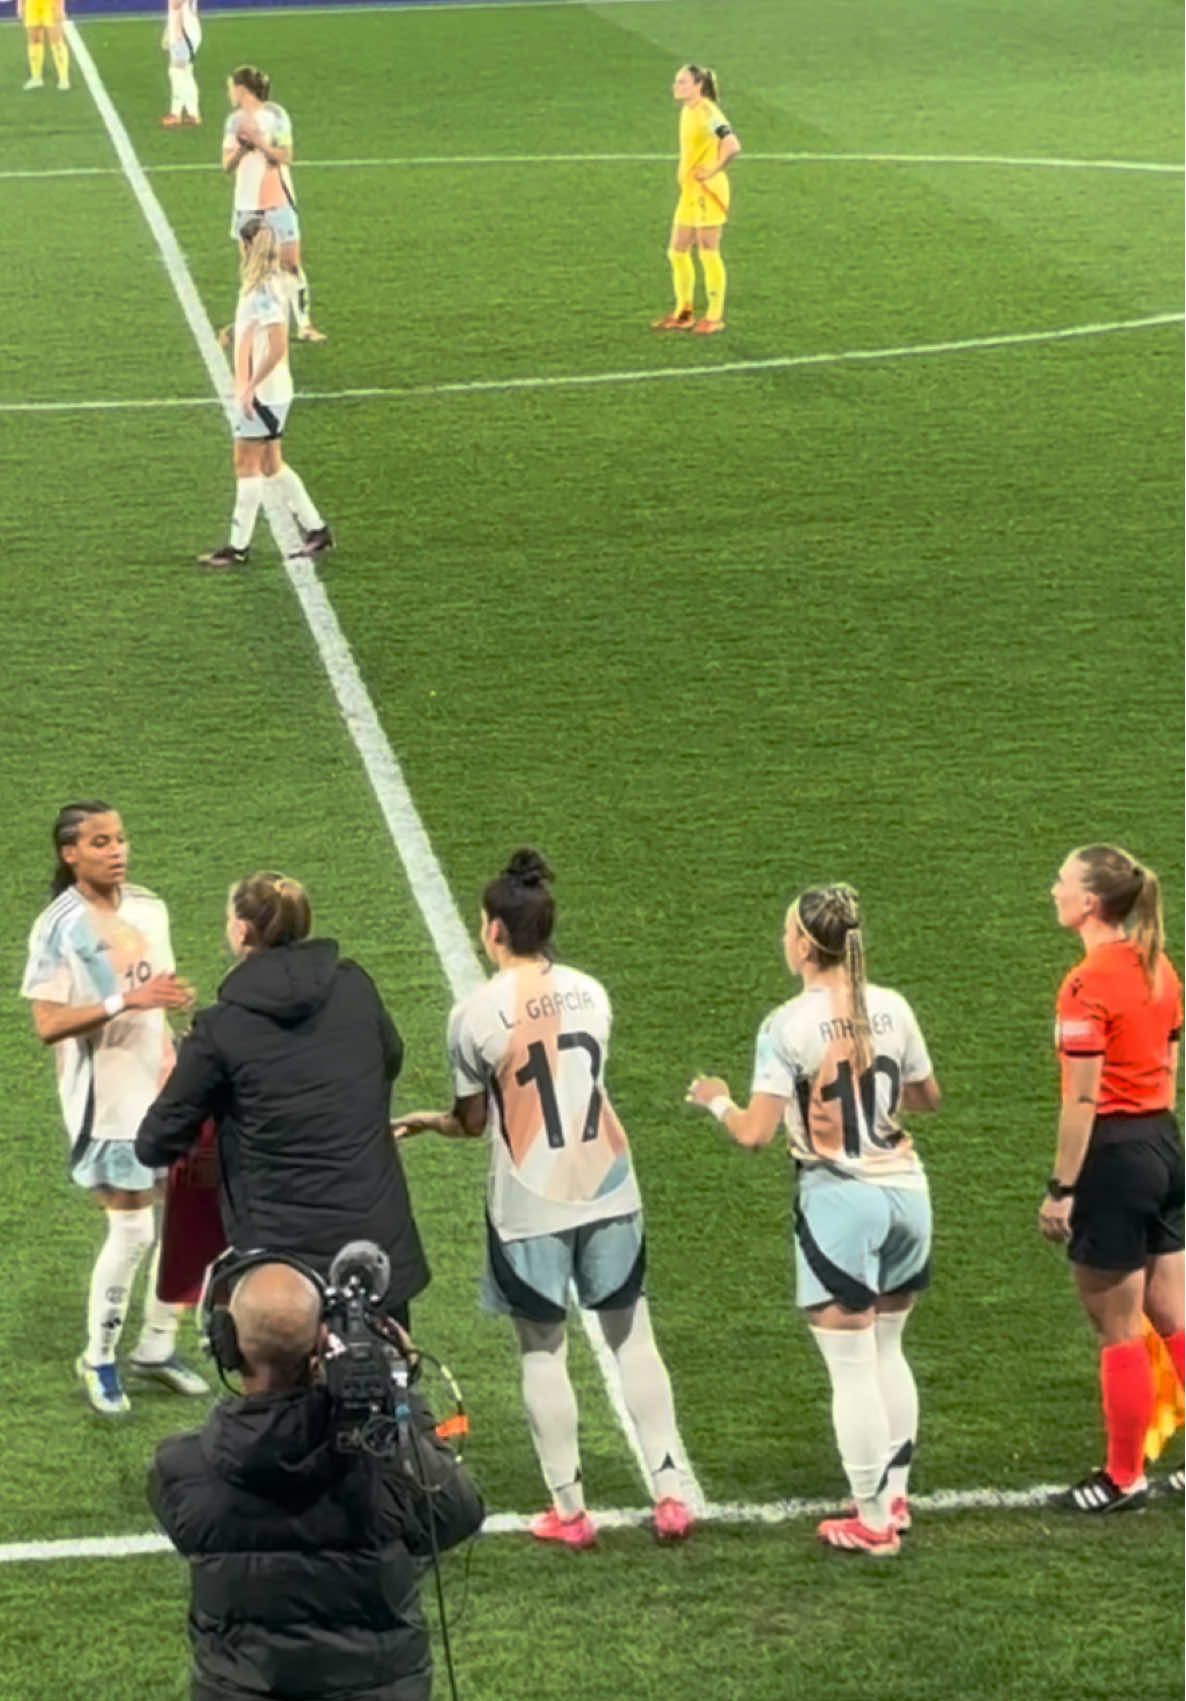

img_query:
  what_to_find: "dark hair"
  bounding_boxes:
[231,64,271,101]
[1074,844,1163,986]
[50,801,114,896]
[483,849,555,958]
[793,883,871,1071]
[686,64,720,102]
[229,872,312,950]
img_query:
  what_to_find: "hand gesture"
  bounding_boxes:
[685,1074,729,1109]
[391,1112,442,1141]
[238,383,255,418]
[126,972,195,1014]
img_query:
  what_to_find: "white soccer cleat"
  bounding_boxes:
[23,76,45,90]
[75,1355,131,1417]
[127,1355,209,1396]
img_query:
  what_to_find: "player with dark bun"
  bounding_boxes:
[395,849,695,1547]
[687,883,941,1557]
[1042,845,1184,1512]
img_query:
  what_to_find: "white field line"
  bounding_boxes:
[65,17,694,1512]
[0,1482,1072,1564]
[2,311,1182,417]
[1,149,1182,182]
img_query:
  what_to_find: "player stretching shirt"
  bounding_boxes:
[396,849,695,1547]
[223,63,326,342]
[21,803,207,1416]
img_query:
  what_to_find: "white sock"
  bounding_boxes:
[513,1317,584,1517]
[273,464,323,531]
[875,1310,918,1500]
[168,64,185,117]
[229,475,264,550]
[180,65,199,118]
[86,1207,156,1365]
[810,1326,893,1530]
[598,1299,687,1503]
[130,1240,179,1364]
[262,473,307,560]
[287,267,311,333]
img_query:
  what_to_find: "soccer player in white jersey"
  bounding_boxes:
[199,219,333,569]
[222,64,326,342]
[687,883,941,1557]
[21,803,208,1417]
[395,850,695,1547]
[160,0,201,128]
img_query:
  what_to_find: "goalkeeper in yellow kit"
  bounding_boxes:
[19,0,70,92]
[653,65,741,334]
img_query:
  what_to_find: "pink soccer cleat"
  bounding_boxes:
[817,1515,901,1557]
[692,317,726,335]
[847,1495,911,1532]
[652,1497,695,1543]
[529,1508,598,1550]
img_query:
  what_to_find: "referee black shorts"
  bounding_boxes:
[1069,1112,1185,1272]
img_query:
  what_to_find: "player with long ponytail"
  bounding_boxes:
[652,63,742,334]
[687,882,942,1556]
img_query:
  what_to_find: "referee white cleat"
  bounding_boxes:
[75,1355,131,1417]
[127,1355,210,1397]
[1052,1467,1149,1514]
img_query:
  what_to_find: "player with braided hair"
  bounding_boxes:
[687,883,941,1556]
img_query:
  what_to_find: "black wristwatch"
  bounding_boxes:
[1046,1177,1076,1201]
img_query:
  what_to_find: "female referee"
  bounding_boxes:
[222,64,326,341]
[687,884,941,1556]
[21,802,206,1416]
[395,850,695,1548]
[1041,845,1184,1512]
[199,218,332,569]
[652,64,741,335]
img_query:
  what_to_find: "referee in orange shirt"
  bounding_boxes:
[1041,844,1184,1511]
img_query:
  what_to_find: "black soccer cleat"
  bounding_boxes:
[302,524,335,557]
[197,544,249,570]
[1051,1467,1148,1514]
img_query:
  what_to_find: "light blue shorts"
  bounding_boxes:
[169,36,197,65]
[71,1139,159,1194]
[232,397,289,440]
[232,205,300,246]
[794,1168,931,1311]
[483,1210,646,1325]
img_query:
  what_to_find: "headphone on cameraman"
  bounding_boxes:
[200,1246,327,1381]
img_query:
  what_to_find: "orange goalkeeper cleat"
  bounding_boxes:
[651,309,695,331]
[692,317,726,335]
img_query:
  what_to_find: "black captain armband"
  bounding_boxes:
[713,124,733,139]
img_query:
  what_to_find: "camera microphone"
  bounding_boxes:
[328,1239,391,1303]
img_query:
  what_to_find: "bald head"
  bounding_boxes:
[229,1263,323,1385]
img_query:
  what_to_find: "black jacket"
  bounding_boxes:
[148,1387,484,1701]
[136,940,429,1307]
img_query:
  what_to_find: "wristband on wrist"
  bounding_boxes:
[103,992,126,1019]
[1045,1176,1076,1201]
[708,1094,737,1124]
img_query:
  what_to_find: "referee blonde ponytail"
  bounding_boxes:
[793,883,872,1072]
[1075,844,1163,988]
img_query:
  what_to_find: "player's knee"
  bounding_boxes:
[107,1205,156,1255]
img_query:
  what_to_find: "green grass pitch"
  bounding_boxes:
[0,2,1181,1697]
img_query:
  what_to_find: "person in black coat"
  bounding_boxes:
[136,872,429,1318]
[149,1261,483,1701]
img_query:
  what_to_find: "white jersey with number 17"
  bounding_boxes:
[447,961,643,1241]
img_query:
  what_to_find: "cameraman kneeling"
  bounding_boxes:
[148,1262,483,1701]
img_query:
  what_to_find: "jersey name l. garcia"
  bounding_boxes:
[750,982,933,1188]
[448,962,643,1240]
[21,884,176,1148]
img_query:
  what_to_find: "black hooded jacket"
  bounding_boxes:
[136,940,429,1307]
[149,1387,484,1701]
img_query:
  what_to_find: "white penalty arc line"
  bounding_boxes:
[65,17,695,1513]
[1,149,1181,182]
[0,1482,1078,1564]
[3,311,1182,417]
